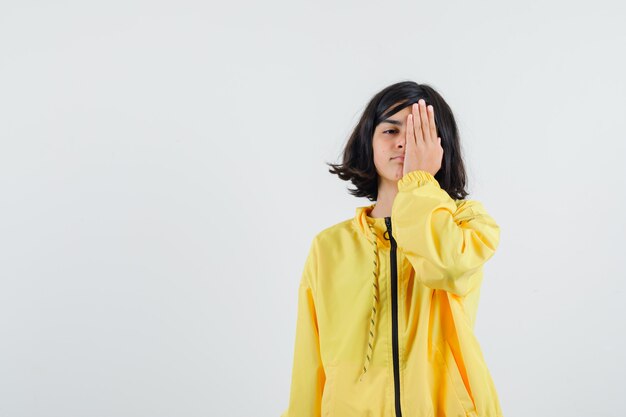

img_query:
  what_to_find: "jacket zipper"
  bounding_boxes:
[384,217,403,417]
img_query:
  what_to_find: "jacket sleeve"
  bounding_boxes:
[280,237,325,417]
[391,170,501,297]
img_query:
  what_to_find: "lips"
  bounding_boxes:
[392,156,405,161]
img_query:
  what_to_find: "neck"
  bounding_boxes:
[369,177,399,218]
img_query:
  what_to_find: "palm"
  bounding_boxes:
[403,100,443,177]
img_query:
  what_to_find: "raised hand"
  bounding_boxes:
[402,99,443,178]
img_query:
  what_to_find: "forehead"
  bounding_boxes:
[379,104,413,127]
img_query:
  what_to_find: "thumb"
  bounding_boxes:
[402,146,409,177]
[403,115,415,176]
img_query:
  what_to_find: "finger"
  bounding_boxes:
[428,105,437,143]
[406,113,416,150]
[403,114,415,175]
[419,99,430,142]
[412,103,424,143]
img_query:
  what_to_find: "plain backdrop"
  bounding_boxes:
[1,1,625,416]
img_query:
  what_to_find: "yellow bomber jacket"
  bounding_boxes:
[281,169,503,417]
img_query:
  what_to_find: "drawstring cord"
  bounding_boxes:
[359,220,381,382]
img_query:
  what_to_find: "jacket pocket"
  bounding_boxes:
[433,342,477,416]
[321,364,336,417]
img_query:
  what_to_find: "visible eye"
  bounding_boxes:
[383,129,398,134]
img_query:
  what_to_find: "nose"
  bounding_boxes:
[395,133,406,149]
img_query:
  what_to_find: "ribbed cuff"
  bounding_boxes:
[398,170,439,190]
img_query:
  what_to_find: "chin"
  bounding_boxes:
[380,172,402,182]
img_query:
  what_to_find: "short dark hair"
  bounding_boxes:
[327,80,469,201]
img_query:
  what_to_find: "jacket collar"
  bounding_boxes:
[353,203,391,248]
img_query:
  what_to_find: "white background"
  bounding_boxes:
[1,1,625,416]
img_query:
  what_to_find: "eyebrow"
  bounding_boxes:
[380,119,403,126]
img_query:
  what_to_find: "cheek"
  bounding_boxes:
[373,145,388,163]
[374,150,394,171]
[373,137,396,164]
[380,146,394,160]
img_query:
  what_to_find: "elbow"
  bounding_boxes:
[418,257,485,297]
[440,266,484,297]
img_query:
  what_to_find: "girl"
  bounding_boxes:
[281,81,503,417]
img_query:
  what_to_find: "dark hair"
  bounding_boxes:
[327,80,469,201]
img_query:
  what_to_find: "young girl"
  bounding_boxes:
[281,81,503,417]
